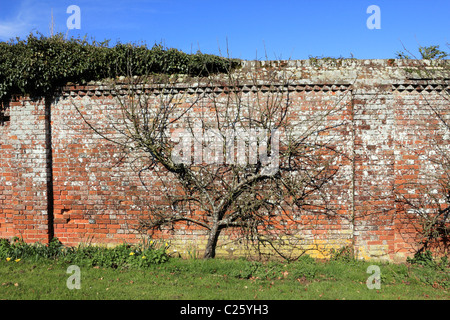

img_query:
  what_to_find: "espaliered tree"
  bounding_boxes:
[0,31,241,243]
[75,62,351,260]
[1,32,349,258]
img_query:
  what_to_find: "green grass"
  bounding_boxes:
[0,256,448,300]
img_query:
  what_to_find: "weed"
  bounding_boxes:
[406,250,449,271]
[330,246,355,263]
[406,250,450,289]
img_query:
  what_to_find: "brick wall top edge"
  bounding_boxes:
[240,58,450,70]
[6,59,449,100]
[59,83,353,96]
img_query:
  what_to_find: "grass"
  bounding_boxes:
[0,254,449,300]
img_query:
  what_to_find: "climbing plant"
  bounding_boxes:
[0,32,240,100]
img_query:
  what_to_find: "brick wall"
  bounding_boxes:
[0,96,49,242]
[0,59,448,261]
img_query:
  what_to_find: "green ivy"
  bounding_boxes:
[0,32,241,100]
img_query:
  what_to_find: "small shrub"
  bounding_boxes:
[330,246,355,263]
[407,250,450,271]
[406,250,436,268]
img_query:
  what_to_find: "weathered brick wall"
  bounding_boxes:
[0,97,49,242]
[0,59,448,261]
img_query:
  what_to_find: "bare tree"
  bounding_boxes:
[75,61,351,259]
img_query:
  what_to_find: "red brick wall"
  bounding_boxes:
[0,96,49,242]
[0,60,448,261]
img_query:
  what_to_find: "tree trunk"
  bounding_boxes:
[203,223,222,259]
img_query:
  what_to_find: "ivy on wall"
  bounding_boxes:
[0,32,241,100]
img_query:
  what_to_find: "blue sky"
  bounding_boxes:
[0,0,448,60]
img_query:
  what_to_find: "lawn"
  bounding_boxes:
[0,255,448,301]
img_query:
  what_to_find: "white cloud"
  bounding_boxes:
[0,0,163,41]
[0,23,26,41]
[0,0,49,41]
